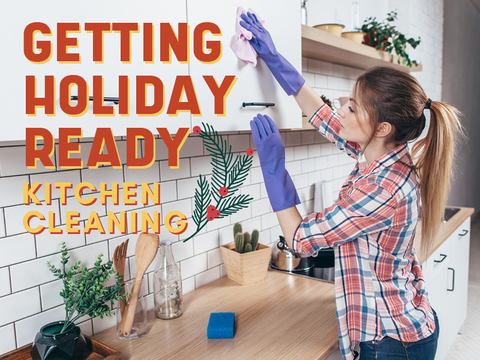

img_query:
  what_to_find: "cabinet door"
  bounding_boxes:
[425,258,449,360]
[187,0,302,131]
[446,217,471,348]
[1,0,190,141]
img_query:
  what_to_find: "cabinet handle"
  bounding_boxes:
[71,95,119,105]
[448,267,455,291]
[459,229,469,237]
[434,254,447,263]
[242,102,275,108]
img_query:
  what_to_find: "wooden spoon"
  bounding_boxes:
[113,239,129,318]
[118,233,159,337]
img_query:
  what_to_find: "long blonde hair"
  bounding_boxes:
[354,67,463,259]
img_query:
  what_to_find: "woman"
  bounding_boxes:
[240,12,463,360]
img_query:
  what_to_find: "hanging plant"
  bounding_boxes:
[361,10,421,68]
[183,123,254,242]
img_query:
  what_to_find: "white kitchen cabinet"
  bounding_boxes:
[187,0,302,131]
[1,0,301,142]
[422,216,471,360]
[2,0,188,141]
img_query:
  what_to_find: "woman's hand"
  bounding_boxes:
[239,12,278,63]
[250,114,300,211]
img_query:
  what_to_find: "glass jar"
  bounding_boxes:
[154,240,183,319]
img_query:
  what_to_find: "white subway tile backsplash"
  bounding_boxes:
[308,144,321,158]
[180,253,207,280]
[285,161,301,176]
[180,136,204,158]
[307,58,322,73]
[294,145,308,160]
[77,320,93,337]
[195,267,220,289]
[261,212,278,230]
[160,158,190,181]
[0,324,16,355]
[0,211,5,238]
[229,205,252,225]
[162,199,191,220]
[285,147,294,162]
[0,288,41,326]
[301,159,315,174]
[320,143,334,156]
[0,146,54,176]
[0,267,11,297]
[15,304,65,347]
[251,198,272,218]
[249,167,263,184]
[0,233,36,267]
[315,157,328,170]
[82,167,124,194]
[293,174,309,190]
[177,178,198,200]
[124,162,160,185]
[314,74,327,88]
[172,239,194,262]
[0,176,29,208]
[60,195,106,224]
[194,231,219,255]
[40,280,63,310]
[206,215,230,232]
[207,248,223,269]
[182,276,195,295]
[5,201,59,236]
[30,171,81,202]
[285,132,301,147]
[228,134,250,152]
[327,76,340,90]
[326,155,339,168]
[303,72,315,86]
[241,217,262,234]
[92,314,116,335]
[218,225,234,246]
[241,184,261,201]
[190,156,211,178]
[159,181,177,205]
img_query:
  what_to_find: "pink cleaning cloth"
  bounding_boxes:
[231,6,265,67]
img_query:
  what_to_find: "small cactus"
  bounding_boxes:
[251,230,259,251]
[235,233,244,253]
[244,232,251,245]
[233,223,243,237]
[232,223,259,253]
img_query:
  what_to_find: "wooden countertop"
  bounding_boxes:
[415,207,474,264]
[94,271,338,360]
[93,207,474,359]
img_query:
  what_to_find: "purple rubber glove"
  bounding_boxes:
[240,12,305,96]
[250,114,300,212]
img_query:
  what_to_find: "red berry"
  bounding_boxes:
[193,126,201,134]
[207,205,216,213]
[246,148,254,156]
[207,214,215,221]
[214,210,220,217]
[219,187,228,196]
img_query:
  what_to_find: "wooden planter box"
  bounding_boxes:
[220,243,272,285]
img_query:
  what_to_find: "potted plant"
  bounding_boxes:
[31,242,125,360]
[361,10,421,68]
[220,223,272,285]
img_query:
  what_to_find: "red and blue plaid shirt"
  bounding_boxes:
[293,105,436,360]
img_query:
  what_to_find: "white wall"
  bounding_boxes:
[0,0,445,354]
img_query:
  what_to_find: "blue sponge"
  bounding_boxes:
[207,312,235,339]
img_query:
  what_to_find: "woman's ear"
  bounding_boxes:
[376,122,393,138]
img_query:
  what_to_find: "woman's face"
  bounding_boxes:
[336,90,372,148]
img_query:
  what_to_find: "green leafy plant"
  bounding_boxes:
[361,10,421,68]
[233,222,259,253]
[184,124,254,242]
[47,242,125,334]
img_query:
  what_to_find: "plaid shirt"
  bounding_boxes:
[293,105,436,360]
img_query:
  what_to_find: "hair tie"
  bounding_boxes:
[425,98,432,110]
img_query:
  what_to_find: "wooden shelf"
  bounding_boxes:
[301,25,422,73]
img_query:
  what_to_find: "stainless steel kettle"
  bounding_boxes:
[270,236,315,272]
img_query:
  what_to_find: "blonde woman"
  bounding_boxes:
[241,12,463,360]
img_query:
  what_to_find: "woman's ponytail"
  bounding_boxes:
[411,101,463,259]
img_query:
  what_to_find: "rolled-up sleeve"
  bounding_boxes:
[309,104,361,160]
[292,182,398,255]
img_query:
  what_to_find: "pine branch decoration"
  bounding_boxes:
[183,123,254,242]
